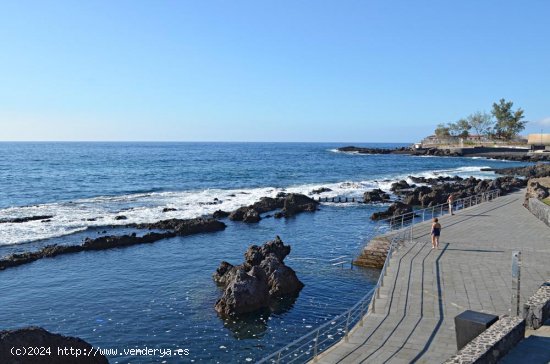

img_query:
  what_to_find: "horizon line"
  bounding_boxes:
[0,140,413,144]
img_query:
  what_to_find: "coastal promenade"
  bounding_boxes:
[317,190,550,363]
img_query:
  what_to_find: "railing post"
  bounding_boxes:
[401,215,404,229]
[313,329,319,362]
[359,301,365,326]
[511,251,522,316]
[422,209,425,222]
[372,295,376,313]
[344,311,351,342]
[276,351,281,364]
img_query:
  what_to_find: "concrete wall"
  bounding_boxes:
[444,316,525,364]
[450,147,529,155]
[527,198,550,227]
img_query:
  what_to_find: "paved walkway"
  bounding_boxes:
[317,190,550,363]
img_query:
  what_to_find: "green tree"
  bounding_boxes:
[467,111,493,137]
[455,118,471,138]
[447,119,470,138]
[434,123,450,139]
[491,99,527,140]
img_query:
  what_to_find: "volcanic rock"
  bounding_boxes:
[363,189,390,203]
[0,326,108,363]
[213,236,303,316]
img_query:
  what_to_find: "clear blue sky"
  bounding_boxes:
[1,0,549,142]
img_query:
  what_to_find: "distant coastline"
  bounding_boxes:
[337,145,550,162]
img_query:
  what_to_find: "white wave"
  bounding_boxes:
[0,165,497,246]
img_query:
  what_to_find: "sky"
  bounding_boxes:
[0,0,549,142]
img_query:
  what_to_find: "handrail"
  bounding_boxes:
[374,189,501,229]
[258,228,410,364]
[354,189,500,260]
[258,188,501,364]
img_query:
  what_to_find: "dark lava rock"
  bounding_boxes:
[337,146,411,154]
[390,180,411,192]
[213,236,303,316]
[132,217,226,235]
[162,207,177,213]
[213,209,230,219]
[251,197,284,213]
[229,193,317,222]
[276,193,318,218]
[229,207,261,223]
[371,201,413,220]
[363,189,390,203]
[215,266,270,316]
[260,255,303,297]
[311,187,332,194]
[0,326,108,363]
[243,208,261,223]
[1,218,226,271]
[114,215,127,220]
[489,163,550,178]
[0,215,54,224]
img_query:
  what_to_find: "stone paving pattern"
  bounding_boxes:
[317,190,550,363]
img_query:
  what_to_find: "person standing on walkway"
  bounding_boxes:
[447,193,455,215]
[431,218,441,249]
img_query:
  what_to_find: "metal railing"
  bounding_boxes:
[258,227,411,364]
[375,189,501,232]
[258,189,501,364]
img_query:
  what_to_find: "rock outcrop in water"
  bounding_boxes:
[0,215,54,224]
[363,189,390,203]
[0,326,108,363]
[0,218,226,270]
[226,194,318,223]
[213,236,304,316]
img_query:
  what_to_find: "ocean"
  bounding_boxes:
[0,142,525,363]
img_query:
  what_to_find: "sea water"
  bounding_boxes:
[0,142,525,363]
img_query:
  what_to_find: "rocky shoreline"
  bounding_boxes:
[337,145,550,162]
[366,175,526,221]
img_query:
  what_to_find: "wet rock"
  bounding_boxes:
[215,266,270,316]
[276,193,318,218]
[243,209,261,223]
[490,163,550,178]
[162,207,177,213]
[390,180,411,192]
[0,215,54,224]
[371,201,413,220]
[0,326,109,363]
[363,189,390,203]
[311,187,332,194]
[229,207,261,223]
[114,215,127,220]
[212,209,230,219]
[260,255,304,297]
[251,197,285,213]
[213,261,240,286]
[1,218,226,271]
[132,217,226,235]
[213,236,303,316]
